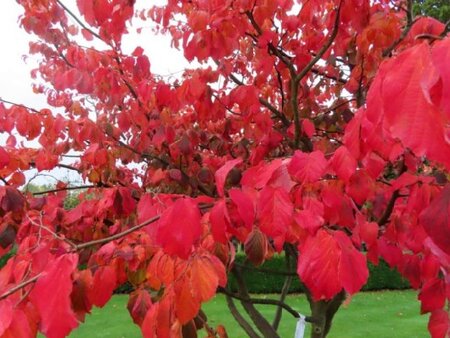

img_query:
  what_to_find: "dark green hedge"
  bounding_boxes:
[0,248,15,268]
[0,249,409,294]
[116,254,410,294]
[227,254,410,294]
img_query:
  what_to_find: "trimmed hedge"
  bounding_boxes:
[0,248,15,268]
[0,249,409,294]
[227,254,410,294]
[116,254,410,294]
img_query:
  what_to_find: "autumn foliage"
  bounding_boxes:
[0,0,449,337]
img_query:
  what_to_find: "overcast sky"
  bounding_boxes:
[0,1,189,109]
[0,1,189,186]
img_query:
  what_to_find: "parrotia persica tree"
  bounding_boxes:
[0,0,449,337]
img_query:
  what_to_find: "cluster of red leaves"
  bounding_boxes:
[0,0,449,337]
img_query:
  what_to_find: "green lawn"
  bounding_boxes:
[69,290,429,338]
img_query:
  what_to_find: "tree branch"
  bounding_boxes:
[224,290,261,338]
[55,0,105,43]
[232,267,280,337]
[0,98,40,113]
[73,203,213,251]
[0,274,41,301]
[219,62,290,127]
[272,251,293,330]
[32,185,95,196]
[311,67,347,84]
[440,19,450,37]
[218,286,317,323]
[295,0,343,83]
[259,98,290,127]
[383,0,414,57]
[57,163,81,173]
[233,262,297,276]
[377,161,406,227]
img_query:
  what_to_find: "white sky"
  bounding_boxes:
[0,1,190,186]
[0,1,189,108]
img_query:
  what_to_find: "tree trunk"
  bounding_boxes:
[307,290,346,338]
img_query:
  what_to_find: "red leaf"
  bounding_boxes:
[215,158,242,197]
[190,255,221,302]
[156,198,201,259]
[346,169,375,205]
[0,187,25,213]
[128,289,152,326]
[428,309,450,338]
[420,185,450,255]
[142,292,174,338]
[77,0,96,26]
[258,186,293,249]
[175,276,201,324]
[288,150,327,183]
[229,85,260,115]
[329,146,357,182]
[376,43,450,170]
[89,266,116,307]
[137,193,157,224]
[209,200,230,243]
[432,38,450,120]
[71,270,93,322]
[359,220,379,247]
[301,119,315,138]
[1,308,36,338]
[241,159,283,189]
[114,187,136,216]
[229,188,255,229]
[334,231,368,295]
[29,254,78,338]
[294,209,324,235]
[0,148,9,169]
[298,230,368,300]
[419,278,446,314]
[244,228,268,266]
[0,298,13,336]
[297,230,342,300]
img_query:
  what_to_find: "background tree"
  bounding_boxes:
[414,0,450,23]
[0,0,449,338]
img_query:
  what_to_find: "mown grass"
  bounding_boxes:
[69,290,429,338]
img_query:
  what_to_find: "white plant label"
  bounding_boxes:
[295,314,306,338]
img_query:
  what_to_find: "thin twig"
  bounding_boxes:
[440,19,450,37]
[32,185,95,196]
[383,0,414,57]
[0,98,39,113]
[218,287,317,323]
[55,0,105,43]
[377,161,406,226]
[57,163,81,173]
[0,274,41,300]
[295,0,343,83]
[73,203,213,251]
[224,290,261,338]
[27,213,77,249]
[233,262,297,276]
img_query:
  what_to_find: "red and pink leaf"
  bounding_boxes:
[258,186,293,249]
[215,158,242,197]
[428,309,450,338]
[288,150,327,183]
[420,185,450,255]
[29,254,78,338]
[156,198,202,259]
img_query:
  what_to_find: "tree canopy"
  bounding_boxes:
[0,1,449,337]
[414,0,450,23]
